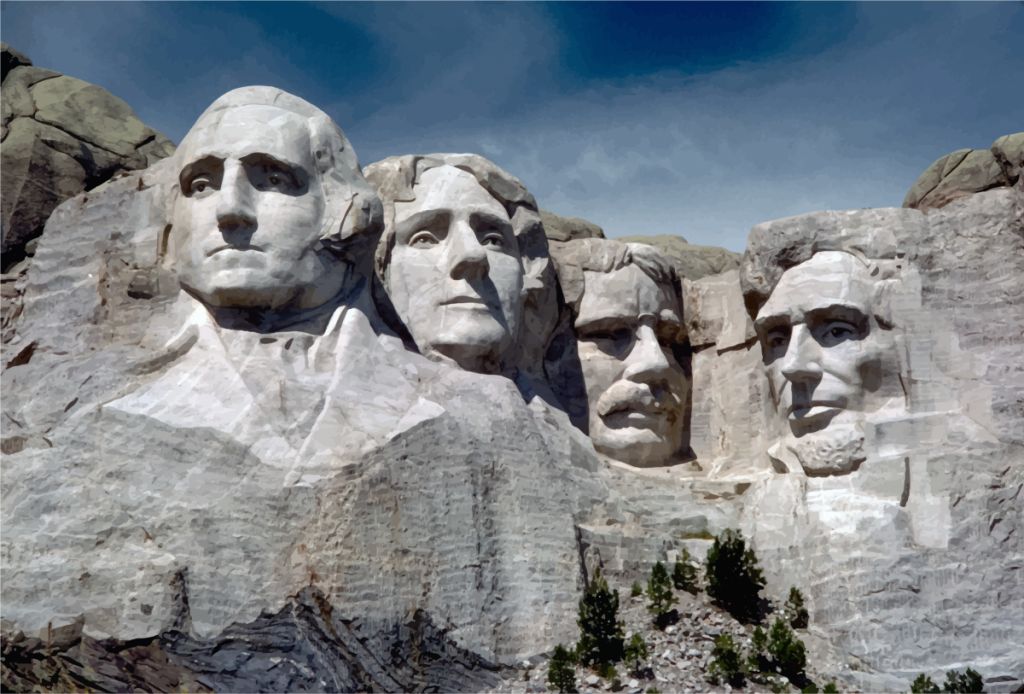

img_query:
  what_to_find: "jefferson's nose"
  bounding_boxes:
[779,323,822,383]
[216,161,256,231]
[623,321,672,383]
[447,219,489,281]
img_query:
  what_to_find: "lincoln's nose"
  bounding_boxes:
[779,323,823,384]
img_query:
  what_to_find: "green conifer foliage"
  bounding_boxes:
[767,618,807,681]
[576,568,625,667]
[547,644,578,693]
[944,668,985,693]
[645,561,679,629]
[911,673,940,693]
[704,529,766,623]
[785,586,809,629]
[672,548,700,595]
[624,633,649,674]
[707,634,746,688]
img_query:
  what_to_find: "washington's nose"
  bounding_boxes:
[448,219,489,281]
[623,322,672,383]
[216,161,256,232]
[780,324,822,383]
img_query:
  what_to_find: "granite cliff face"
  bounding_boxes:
[1,67,1022,694]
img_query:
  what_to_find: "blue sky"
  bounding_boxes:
[3,2,1022,252]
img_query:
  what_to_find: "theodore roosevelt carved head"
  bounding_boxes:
[549,238,690,467]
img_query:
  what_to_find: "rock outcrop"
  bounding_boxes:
[617,233,742,281]
[539,208,606,242]
[902,132,1023,212]
[0,42,175,279]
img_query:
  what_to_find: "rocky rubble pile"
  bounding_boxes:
[492,575,850,694]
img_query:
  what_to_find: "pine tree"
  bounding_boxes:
[785,586,809,629]
[576,568,625,667]
[624,633,649,675]
[645,561,678,629]
[672,548,700,595]
[704,529,766,623]
[547,644,578,693]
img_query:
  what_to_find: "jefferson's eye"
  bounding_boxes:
[481,233,505,248]
[409,231,440,247]
[586,329,631,342]
[190,177,215,196]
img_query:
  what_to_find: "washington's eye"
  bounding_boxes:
[409,231,440,247]
[829,326,851,338]
[195,183,207,193]
[269,175,283,186]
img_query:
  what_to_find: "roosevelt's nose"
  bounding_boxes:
[622,321,672,383]
[447,219,489,281]
[779,323,822,383]
[216,161,256,232]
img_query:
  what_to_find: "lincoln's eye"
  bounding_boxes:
[410,231,440,247]
[195,183,207,193]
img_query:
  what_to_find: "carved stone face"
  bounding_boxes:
[755,251,894,446]
[171,105,344,311]
[576,265,688,466]
[387,165,524,373]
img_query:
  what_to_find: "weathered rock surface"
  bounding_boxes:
[0,43,175,278]
[617,233,742,281]
[903,132,1023,212]
[539,208,606,242]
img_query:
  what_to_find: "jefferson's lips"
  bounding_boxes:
[441,295,490,307]
[206,244,263,257]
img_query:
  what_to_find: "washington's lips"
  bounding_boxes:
[206,244,263,257]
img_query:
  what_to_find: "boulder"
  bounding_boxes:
[539,208,606,241]
[902,133,1022,211]
[0,45,175,279]
[1,42,32,83]
[617,233,742,281]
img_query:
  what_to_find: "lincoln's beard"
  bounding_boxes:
[786,414,866,477]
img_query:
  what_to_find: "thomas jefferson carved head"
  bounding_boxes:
[165,87,382,317]
[549,239,689,467]
[743,240,907,476]
[364,154,553,376]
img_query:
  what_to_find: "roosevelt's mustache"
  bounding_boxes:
[596,381,680,418]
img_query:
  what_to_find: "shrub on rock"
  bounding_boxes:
[945,668,984,693]
[705,528,766,623]
[672,548,700,594]
[707,634,746,688]
[576,568,625,668]
[547,644,578,693]
[624,633,649,675]
[644,561,678,629]
[785,586,809,629]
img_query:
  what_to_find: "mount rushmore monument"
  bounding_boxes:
[2,46,1023,692]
